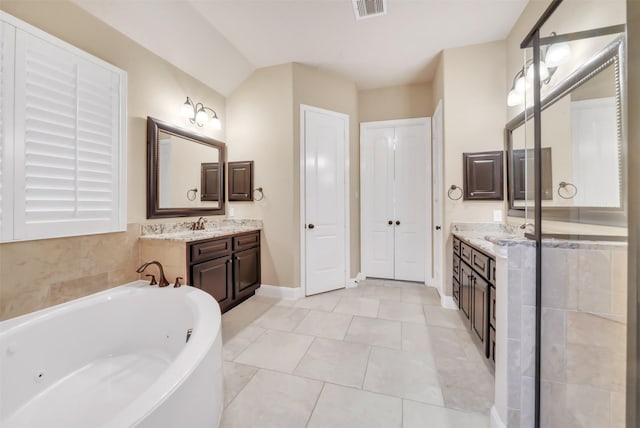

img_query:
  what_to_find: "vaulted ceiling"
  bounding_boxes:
[75,0,528,96]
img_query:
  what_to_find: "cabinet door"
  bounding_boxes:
[463,151,504,200]
[460,262,473,320]
[489,285,496,329]
[192,256,233,312]
[234,246,261,301]
[472,274,488,355]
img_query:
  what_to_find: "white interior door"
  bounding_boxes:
[362,126,395,279]
[432,100,444,295]
[303,106,347,296]
[394,122,429,282]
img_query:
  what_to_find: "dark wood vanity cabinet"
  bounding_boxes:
[452,235,495,364]
[189,231,261,313]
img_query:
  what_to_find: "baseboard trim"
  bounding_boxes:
[256,284,304,300]
[441,295,457,309]
[490,406,507,428]
[347,272,364,288]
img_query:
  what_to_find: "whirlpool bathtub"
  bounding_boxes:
[0,280,223,428]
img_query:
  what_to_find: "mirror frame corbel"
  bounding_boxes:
[146,116,226,218]
[505,35,626,227]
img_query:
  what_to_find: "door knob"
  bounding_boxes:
[435,225,442,230]
[396,220,400,226]
[308,224,315,229]
[388,220,393,225]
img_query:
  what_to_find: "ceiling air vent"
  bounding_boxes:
[352,0,387,20]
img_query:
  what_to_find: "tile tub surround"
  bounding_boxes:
[495,238,627,428]
[0,224,141,321]
[219,279,493,428]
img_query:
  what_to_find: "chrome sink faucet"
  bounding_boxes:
[136,261,170,287]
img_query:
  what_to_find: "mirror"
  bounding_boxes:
[506,36,625,226]
[147,117,226,218]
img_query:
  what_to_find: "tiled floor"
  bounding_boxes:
[220,279,494,428]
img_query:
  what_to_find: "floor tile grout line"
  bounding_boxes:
[360,343,374,390]
[304,381,326,428]
[222,364,260,410]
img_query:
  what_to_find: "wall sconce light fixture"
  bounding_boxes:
[181,96,221,130]
[507,32,571,107]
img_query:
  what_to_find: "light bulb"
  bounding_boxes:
[195,108,209,125]
[210,116,221,130]
[507,89,524,107]
[526,61,549,83]
[181,99,193,118]
[545,41,571,67]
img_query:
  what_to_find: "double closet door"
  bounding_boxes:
[361,118,431,282]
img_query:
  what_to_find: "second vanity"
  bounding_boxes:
[139,220,262,313]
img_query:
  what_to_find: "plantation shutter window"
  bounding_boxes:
[0,12,127,242]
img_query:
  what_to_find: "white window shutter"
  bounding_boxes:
[12,29,126,241]
[0,21,15,242]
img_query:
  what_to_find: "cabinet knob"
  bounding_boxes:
[395,220,400,226]
[308,224,315,230]
[388,220,393,225]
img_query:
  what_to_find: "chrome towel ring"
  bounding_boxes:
[447,185,463,200]
[186,188,198,201]
[557,181,577,199]
[254,187,264,201]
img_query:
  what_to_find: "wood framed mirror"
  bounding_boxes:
[147,116,226,218]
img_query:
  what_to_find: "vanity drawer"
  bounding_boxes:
[471,249,490,279]
[453,236,461,256]
[489,260,496,284]
[460,242,472,264]
[452,255,460,282]
[190,238,232,264]
[233,231,260,251]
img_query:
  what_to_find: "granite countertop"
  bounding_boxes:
[139,225,261,243]
[139,219,263,243]
[451,223,528,256]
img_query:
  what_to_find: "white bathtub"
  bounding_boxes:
[0,280,223,428]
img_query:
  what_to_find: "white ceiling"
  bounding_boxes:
[76,0,528,96]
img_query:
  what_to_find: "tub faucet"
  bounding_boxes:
[136,261,170,287]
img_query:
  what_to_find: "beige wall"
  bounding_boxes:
[225,64,296,287]
[358,83,433,122]
[0,1,227,320]
[292,63,360,279]
[441,41,508,296]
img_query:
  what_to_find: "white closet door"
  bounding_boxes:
[362,127,395,279]
[394,123,428,282]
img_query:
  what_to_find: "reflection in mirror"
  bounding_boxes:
[506,36,625,226]
[148,117,226,218]
[157,131,220,208]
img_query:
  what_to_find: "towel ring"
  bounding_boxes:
[186,188,198,201]
[447,185,463,200]
[254,187,264,201]
[557,181,577,199]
